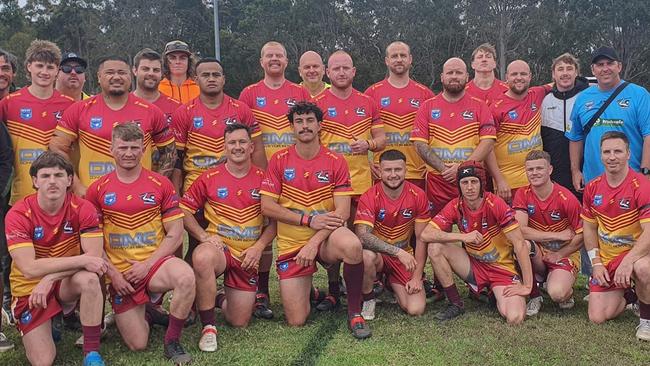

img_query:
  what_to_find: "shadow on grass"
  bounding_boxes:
[289,315,342,366]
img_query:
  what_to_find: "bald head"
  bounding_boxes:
[506,59,531,95]
[385,41,412,76]
[328,50,353,66]
[506,60,530,75]
[299,51,323,67]
[441,57,468,95]
[299,50,325,85]
[443,57,467,72]
[327,50,355,90]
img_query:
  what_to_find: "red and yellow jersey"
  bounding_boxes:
[239,80,310,159]
[0,88,75,204]
[354,181,430,254]
[581,170,650,265]
[172,95,261,192]
[491,86,550,189]
[56,94,174,187]
[465,79,509,106]
[313,89,382,195]
[261,145,353,255]
[364,80,434,180]
[5,193,102,297]
[85,169,183,273]
[151,93,181,128]
[431,192,520,274]
[180,165,265,258]
[512,183,583,263]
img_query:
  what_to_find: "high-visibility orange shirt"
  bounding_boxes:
[159,78,200,104]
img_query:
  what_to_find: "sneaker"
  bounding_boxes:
[558,297,575,310]
[627,302,641,317]
[198,325,218,352]
[526,296,543,316]
[361,299,376,321]
[164,340,192,364]
[348,314,372,339]
[146,303,169,327]
[583,294,590,302]
[372,280,384,298]
[1,302,14,326]
[103,311,115,327]
[253,293,274,319]
[424,280,446,302]
[434,303,465,322]
[636,321,650,341]
[315,294,340,312]
[310,287,326,308]
[0,332,14,352]
[82,351,105,366]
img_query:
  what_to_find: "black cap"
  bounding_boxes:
[61,52,87,68]
[164,40,191,56]
[591,46,619,64]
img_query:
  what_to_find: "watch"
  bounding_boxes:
[641,167,650,176]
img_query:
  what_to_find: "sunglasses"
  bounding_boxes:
[60,65,85,74]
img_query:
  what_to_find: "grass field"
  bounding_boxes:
[1,273,649,366]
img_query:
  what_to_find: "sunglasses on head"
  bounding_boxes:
[60,65,85,74]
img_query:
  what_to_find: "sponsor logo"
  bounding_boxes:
[217,187,229,198]
[89,162,115,177]
[20,108,32,120]
[250,188,261,200]
[140,192,156,205]
[618,98,630,108]
[585,101,594,110]
[409,98,420,108]
[20,310,32,325]
[531,103,538,112]
[34,226,44,240]
[508,110,518,120]
[507,135,542,154]
[109,232,156,248]
[328,107,337,117]
[193,117,204,128]
[355,107,366,117]
[550,210,561,221]
[262,133,294,146]
[256,97,266,107]
[461,218,468,231]
[432,147,473,161]
[431,109,441,119]
[54,110,63,121]
[224,116,237,125]
[284,168,296,181]
[619,198,631,210]
[378,209,386,221]
[248,277,257,285]
[90,117,103,130]
[381,97,391,107]
[279,261,289,272]
[527,204,535,215]
[63,221,74,234]
[462,110,474,120]
[402,209,413,218]
[285,98,297,107]
[191,156,219,169]
[104,192,117,206]
[593,194,603,206]
[481,218,488,229]
[316,171,330,183]
[19,149,44,164]
[114,295,122,305]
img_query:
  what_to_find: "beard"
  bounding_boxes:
[443,81,466,95]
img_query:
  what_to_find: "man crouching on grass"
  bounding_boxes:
[422,161,533,324]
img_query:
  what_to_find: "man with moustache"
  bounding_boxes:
[465,43,508,106]
[487,60,551,203]
[56,52,89,101]
[411,57,496,216]
[49,56,176,197]
[298,51,329,98]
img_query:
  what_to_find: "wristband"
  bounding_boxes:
[307,215,314,228]
[592,262,604,267]
[299,213,306,226]
[587,248,599,262]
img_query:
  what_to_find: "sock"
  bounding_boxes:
[529,281,541,298]
[164,314,185,344]
[144,311,153,326]
[258,271,270,295]
[443,284,464,308]
[82,325,101,355]
[198,308,216,327]
[328,280,341,298]
[215,292,226,309]
[363,291,375,302]
[310,287,321,302]
[639,301,650,320]
[624,288,638,305]
[343,262,364,316]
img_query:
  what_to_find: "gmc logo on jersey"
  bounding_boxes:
[386,132,411,145]
[109,232,156,248]
[89,162,115,177]
[432,147,474,161]
[328,142,352,154]
[192,156,219,169]
[262,133,294,146]
[217,224,261,239]
[507,135,542,154]
[19,149,44,163]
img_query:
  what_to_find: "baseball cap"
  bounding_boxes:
[164,40,191,56]
[591,46,619,64]
[60,52,87,68]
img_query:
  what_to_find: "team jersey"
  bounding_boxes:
[365,80,434,180]
[172,94,261,191]
[430,192,520,274]
[491,86,551,189]
[0,88,75,204]
[5,193,102,297]
[261,145,353,255]
[300,82,331,98]
[313,89,383,195]
[239,80,310,159]
[465,79,509,105]
[56,94,174,187]
[151,93,181,127]
[512,183,583,255]
[85,169,183,273]
[410,93,496,195]
[354,181,430,254]
[581,169,650,266]
[180,165,265,259]
[566,81,650,183]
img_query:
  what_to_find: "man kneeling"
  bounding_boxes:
[421,161,533,324]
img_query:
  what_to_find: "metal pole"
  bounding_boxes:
[213,0,221,60]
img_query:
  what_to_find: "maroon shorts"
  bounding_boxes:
[407,179,425,191]
[589,251,630,293]
[466,257,521,294]
[12,281,76,336]
[380,254,415,286]
[425,172,457,217]
[109,256,173,314]
[544,257,578,275]
[224,248,258,292]
[276,248,326,281]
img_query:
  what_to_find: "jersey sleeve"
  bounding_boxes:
[415,190,430,222]
[493,196,519,233]
[4,205,34,251]
[580,182,596,223]
[332,154,353,195]
[57,101,82,138]
[410,102,430,143]
[490,103,503,131]
[636,180,650,223]
[430,200,458,232]
[160,179,184,222]
[179,173,208,214]
[369,99,383,128]
[78,199,102,238]
[238,102,261,137]
[150,105,174,146]
[353,191,376,227]
[171,105,190,150]
[83,180,105,226]
[238,87,254,108]
[260,154,283,199]
[477,100,497,140]
[423,87,435,100]
[564,191,583,233]
[511,188,528,212]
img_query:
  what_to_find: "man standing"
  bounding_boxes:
[411,58,495,216]
[567,46,650,191]
[182,124,275,352]
[582,131,650,340]
[488,60,550,203]
[132,48,181,127]
[85,123,195,362]
[50,56,176,197]
[365,41,434,190]
[541,53,589,198]
[261,101,371,339]
[298,51,329,97]
[512,150,583,316]
[356,150,430,320]
[158,40,199,104]
[422,161,533,324]
[6,151,107,365]
[56,52,89,101]
[465,43,508,105]
[0,49,17,100]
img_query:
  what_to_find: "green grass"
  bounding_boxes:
[1,273,649,365]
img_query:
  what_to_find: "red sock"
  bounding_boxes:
[640,301,650,320]
[328,280,341,297]
[198,308,215,327]
[530,281,541,298]
[82,325,101,355]
[443,284,464,308]
[164,314,185,344]
[258,271,270,295]
[343,261,364,316]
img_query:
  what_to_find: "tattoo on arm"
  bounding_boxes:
[357,224,400,256]
[156,143,177,178]
[414,142,444,172]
